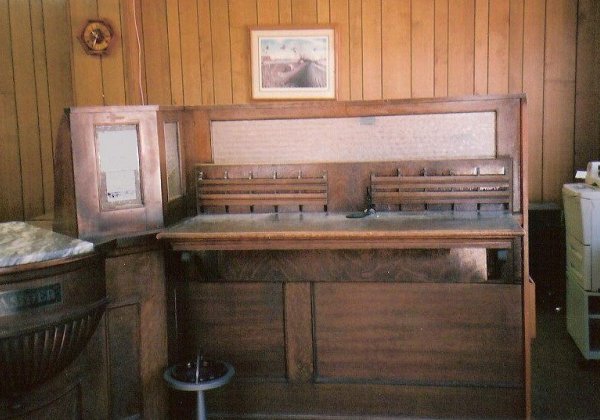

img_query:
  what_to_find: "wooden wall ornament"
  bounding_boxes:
[79,19,114,56]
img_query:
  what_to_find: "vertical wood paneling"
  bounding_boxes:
[508,0,524,93]
[542,0,577,202]
[0,91,22,221]
[474,0,488,95]
[42,0,72,152]
[317,0,329,23]
[98,0,126,105]
[488,0,510,94]
[211,0,233,104]
[199,0,215,105]
[178,0,202,105]
[108,305,142,417]
[1,0,599,222]
[166,0,184,105]
[120,0,146,104]
[30,0,53,213]
[284,283,313,382]
[10,0,44,218]
[382,0,410,99]
[0,0,23,222]
[434,0,448,97]
[258,0,279,23]
[229,0,257,103]
[522,0,545,202]
[330,0,349,100]
[348,0,362,100]
[412,0,435,98]
[448,0,475,95]
[279,0,292,23]
[361,0,381,100]
[574,0,600,169]
[292,0,316,23]
[70,0,104,105]
[141,0,171,105]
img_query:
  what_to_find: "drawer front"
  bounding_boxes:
[566,235,592,290]
[563,195,597,245]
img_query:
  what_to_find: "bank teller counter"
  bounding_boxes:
[159,159,528,418]
[42,95,533,418]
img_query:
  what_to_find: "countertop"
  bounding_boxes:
[0,222,94,268]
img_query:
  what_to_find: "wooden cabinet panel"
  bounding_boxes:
[314,282,523,386]
[178,281,286,379]
[100,245,169,420]
[107,304,142,417]
[209,381,525,419]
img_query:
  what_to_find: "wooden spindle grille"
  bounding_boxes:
[196,169,328,213]
[370,158,513,211]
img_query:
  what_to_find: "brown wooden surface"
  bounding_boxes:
[178,281,286,379]
[313,282,523,386]
[10,0,44,220]
[100,244,169,420]
[107,304,142,417]
[191,248,509,284]
[0,253,105,420]
[157,110,187,226]
[170,247,526,418]
[2,1,598,222]
[0,363,83,420]
[54,106,185,241]
[158,211,522,251]
[189,96,524,214]
[156,94,529,417]
[574,0,600,171]
[205,381,524,418]
[284,282,314,382]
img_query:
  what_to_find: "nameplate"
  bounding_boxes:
[0,283,62,315]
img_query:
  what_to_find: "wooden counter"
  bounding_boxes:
[158,95,533,418]
[161,210,526,418]
[158,211,523,250]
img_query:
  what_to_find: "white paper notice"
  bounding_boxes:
[96,125,141,204]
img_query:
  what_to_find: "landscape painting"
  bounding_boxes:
[250,27,336,99]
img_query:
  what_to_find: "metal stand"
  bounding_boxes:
[163,362,234,420]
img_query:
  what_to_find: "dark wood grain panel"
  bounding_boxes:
[284,282,313,382]
[102,243,168,419]
[314,282,523,387]
[178,281,286,379]
[107,304,142,418]
[204,381,525,419]
[0,367,83,420]
[205,248,500,284]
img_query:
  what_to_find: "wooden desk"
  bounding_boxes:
[158,95,532,418]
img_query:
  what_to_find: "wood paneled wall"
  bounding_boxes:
[1,0,599,222]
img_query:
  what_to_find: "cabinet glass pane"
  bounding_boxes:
[95,125,143,211]
[164,122,182,200]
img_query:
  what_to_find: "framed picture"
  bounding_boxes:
[250,26,336,100]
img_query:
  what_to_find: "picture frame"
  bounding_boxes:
[250,26,336,100]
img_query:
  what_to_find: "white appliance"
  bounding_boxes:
[563,161,600,292]
[564,162,600,359]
